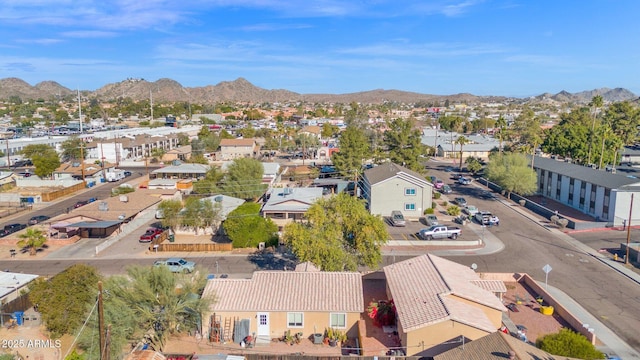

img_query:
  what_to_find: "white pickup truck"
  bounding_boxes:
[418,225,462,240]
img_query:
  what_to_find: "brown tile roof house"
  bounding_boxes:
[384,254,507,357]
[202,271,363,344]
[70,190,163,222]
[54,161,115,179]
[218,138,259,160]
[433,331,582,360]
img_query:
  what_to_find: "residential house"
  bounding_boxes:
[0,271,39,304]
[261,187,324,230]
[218,138,260,160]
[150,163,209,180]
[201,271,363,344]
[362,162,433,218]
[162,145,192,162]
[54,161,115,181]
[175,194,245,235]
[433,331,582,360]
[300,125,322,140]
[532,156,640,226]
[384,254,507,357]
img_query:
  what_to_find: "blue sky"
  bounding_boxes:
[1,0,639,97]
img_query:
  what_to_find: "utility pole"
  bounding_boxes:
[100,142,106,180]
[5,139,9,168]
[626,193,634,265]
[98,281,105,360]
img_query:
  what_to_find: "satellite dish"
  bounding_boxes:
[470,263,478,271]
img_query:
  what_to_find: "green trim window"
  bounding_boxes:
[287,312,303,327]
[330,313,346,328]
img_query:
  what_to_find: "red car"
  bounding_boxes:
[139,228,164,243]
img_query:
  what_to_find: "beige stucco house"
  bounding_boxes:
[361,162,432,218]
[202,270,363,344]
[384,254,507,357]
[218,138,259,160]
[261,187,323,230]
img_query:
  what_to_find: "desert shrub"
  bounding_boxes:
[424,208,434,215]
[536,328,605,359]
[446,205,461,216]
[433,192,441,200]
[441,201,448,207]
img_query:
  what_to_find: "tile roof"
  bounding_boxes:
[220,138,257,146]
[433,331,582,360]
[533,156,640,190]
[203,271,363,312]
[363,162,430,186]
[384,254,507,332]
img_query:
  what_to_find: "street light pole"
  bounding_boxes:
[626,193,634,264]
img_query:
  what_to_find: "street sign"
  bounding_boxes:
[542,264,552,289]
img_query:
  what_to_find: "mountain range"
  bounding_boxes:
[0,77,637,105]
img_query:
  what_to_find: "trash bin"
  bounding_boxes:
[14,311,24,325]
[168,234,175,243]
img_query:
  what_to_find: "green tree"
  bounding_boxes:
[495,115,508,154]
[28,264,101,338]
[283,193,388,271]
[157,199,183,232]
[22,144,60,178]
[605,101,640,164]
[383,118,426,172]
[223,202,278,248]
[64,349,85,360]
[60,136,85,162]
[542,108,591,162]
[331,125,370,178]
[536,328,605,359]
[193,167,224,195]
[201,198,223,234]
[465,156,483,174]
[17,228,47,256]
[221,158,265,200]
[79,265,208,357]
[321,122,340,138]
[485,152,537,199]
[181,197,206,234]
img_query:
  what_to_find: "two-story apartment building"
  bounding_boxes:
[361,162,433,219]
[218,138,260,160]
[532,156,640,226]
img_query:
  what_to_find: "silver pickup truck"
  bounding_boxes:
[418,225,462,240]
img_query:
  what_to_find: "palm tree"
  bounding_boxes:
[455,136,470,171]
[18,228,47,256]
[587,95,604,165]
[495,115,507,154]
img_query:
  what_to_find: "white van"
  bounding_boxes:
[390,211,406,227]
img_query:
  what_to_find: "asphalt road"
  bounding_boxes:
[421,161,640,351]
[2,167,149,227]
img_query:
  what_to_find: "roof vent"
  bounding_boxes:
[72,162,80,167]
[119,195,128,202]
[283,187,293,195]
[118,214,126,220]
[98,202,108,211]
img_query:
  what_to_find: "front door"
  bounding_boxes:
[256,312,270,340]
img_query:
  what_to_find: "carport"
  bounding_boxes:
[67,220,122,238]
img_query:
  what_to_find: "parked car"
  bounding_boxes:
[434,179,444,189]
[425,214,439,226]
[390,210,406,227]
[440,184,452,194]
[475,211,499,226]
[3,223,26,234]
[458,177,472,185]
[153,258,196,273]
[28,215,50,225]
[74,197,97,208]
[464,205,479,217]
[451,173,463,180]
[17,171,31,177]
[418,225,462,240]
[453,197,467,207]
[139,228,164,242]
[123,171,132,177]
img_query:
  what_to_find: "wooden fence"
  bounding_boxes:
[147,232,233,252]
[41,182,86,202]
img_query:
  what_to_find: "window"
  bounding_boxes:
[405,188,416,196]
[287,313,303,327]
[404,203,416,211]
[330,313,346,328]
[259,314,268,326]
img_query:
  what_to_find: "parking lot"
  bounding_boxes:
[384,213,477,241]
